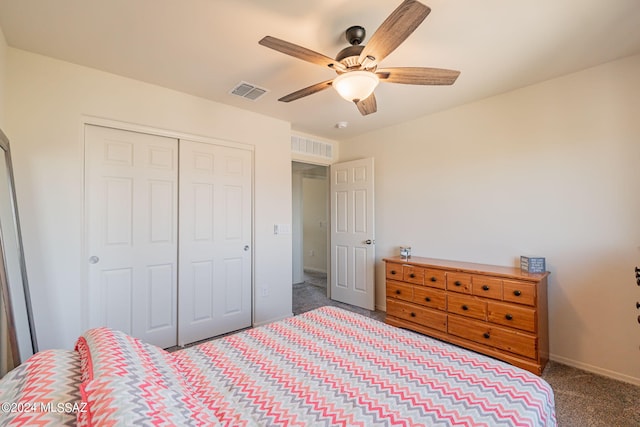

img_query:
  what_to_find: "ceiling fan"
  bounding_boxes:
[258,0,460,116]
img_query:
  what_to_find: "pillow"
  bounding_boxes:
[74,328,220,426]
[0,349,83,426]
[81,375,221,426]
[75,327,175,383]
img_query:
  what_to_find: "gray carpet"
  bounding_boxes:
[294,273,640,426]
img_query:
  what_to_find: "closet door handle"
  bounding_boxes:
[88,256,100,264]
[244,245,250,251]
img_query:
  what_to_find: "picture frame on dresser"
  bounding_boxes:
[384,256,549,375]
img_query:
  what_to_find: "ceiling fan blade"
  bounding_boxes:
[377,67,460,85]
[278,80,334,103]
[259,36,346,71]
[356,93,377,116]
[358,0,431,66]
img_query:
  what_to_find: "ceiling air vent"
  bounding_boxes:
[230,81,268,101]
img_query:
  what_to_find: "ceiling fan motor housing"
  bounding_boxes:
[335,45,365,69]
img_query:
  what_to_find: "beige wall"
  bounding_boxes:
[340,53,640,384]
[6,48,293,350]
[303,176,328,273]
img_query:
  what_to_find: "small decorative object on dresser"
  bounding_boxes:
[384,256,549,375]
[520,256,546,273]
[399,246,411,259]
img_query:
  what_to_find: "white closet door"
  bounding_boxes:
[85,125,178,348]
[178,140,252,346]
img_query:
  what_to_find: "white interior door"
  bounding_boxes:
[85,125,178,348]
[330,158,375,310]
[178,140,252,346]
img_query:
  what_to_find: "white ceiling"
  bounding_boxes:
[1,0,640,140]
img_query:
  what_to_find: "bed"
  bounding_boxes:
[0,306,556,426]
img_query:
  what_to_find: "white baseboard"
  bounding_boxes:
[303,267,327,274]
[253,313,293,327]
[549,353,640,386]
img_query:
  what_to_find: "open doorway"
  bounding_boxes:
[292,161,329,312]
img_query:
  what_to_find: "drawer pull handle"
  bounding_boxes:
[513,290,522,296]
[430,277,437,282]
[462,305,469,311]
[425,297,431,302]
[482,285,490,291]
[483,332,490,339]
[454,281,462,287]
[395,290,401,295]
[409,273,416,278]
[391,270,397,275]
[505,314,513,321]
[410,312,416,317]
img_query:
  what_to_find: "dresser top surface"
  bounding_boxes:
[383,256,549,282]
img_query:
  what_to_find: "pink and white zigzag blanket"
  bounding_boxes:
[0,306,556,426]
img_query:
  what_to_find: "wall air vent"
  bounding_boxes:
[291,135,334,160]
[230,81,268,101]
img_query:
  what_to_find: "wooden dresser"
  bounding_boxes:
[384,256,549,375]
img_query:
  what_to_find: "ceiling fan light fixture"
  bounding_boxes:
[332,71,379,102]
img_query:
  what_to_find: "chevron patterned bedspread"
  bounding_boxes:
[173,306,556,426]
[0,306,556,426]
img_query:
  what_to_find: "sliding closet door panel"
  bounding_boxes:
[85,125,178,348]
[178,140,252,346]
[102,268,133,333]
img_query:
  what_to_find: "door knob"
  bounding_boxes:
[88,256,100,264]
[364,239,374,245]
[244,245,250,251]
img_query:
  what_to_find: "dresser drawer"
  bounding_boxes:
[488,301,536,333]
[448,315,537,359]
[423,268,446,290]
[403,265,425,285]
[447,293,486,321]
[386,280,414,303]
[387,299,447,332]
[471,276,503,300]
[447,272,472,294]
[503,280,536,306]
[413,286,446,311]
[386,262,403,280]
